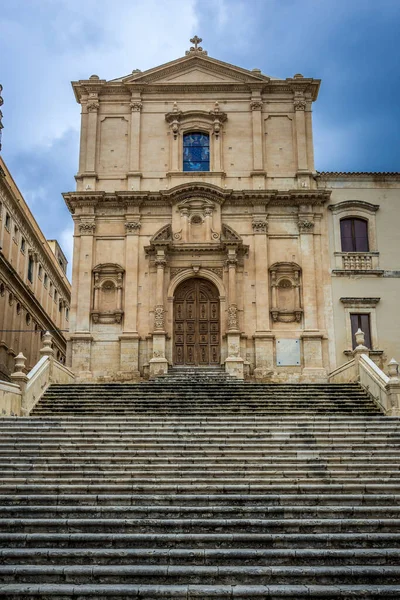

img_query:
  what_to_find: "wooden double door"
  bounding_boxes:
[174,278,220,366]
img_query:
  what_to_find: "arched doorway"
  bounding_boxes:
[173,277,220,366]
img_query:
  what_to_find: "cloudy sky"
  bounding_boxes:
[1,0,399,278]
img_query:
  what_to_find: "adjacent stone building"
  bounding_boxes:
[64,38,399,382]
[0,157,71,380]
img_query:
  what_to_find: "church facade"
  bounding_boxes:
[64,38,400,382]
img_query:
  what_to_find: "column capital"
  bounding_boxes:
[252,218,268,233]
[130,101,143,112]
[79,220,96,235]
[125,221,141,234]
[250,100,263,111]
[298,218,315,233]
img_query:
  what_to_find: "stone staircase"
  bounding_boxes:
[0,378,400,598]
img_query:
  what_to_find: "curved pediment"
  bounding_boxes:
[162,182,231,206]
[93,263,125,274]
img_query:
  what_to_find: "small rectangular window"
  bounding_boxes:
[27,256,34,283]
[21,238,26,253]
[5,213,11,230]
[350,313,371,349]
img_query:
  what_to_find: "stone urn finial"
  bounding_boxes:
[40,331,54,358]
[355,328,365,348]
[388,358,399,381]
[13,352,27,375]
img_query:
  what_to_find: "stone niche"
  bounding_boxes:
[91,263,124,324]
[270,262,303,324]
[173,198,221,244]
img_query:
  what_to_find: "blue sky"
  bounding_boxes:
[1,0,399,279]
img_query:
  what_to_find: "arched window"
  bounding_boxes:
[340,218,369,252]
[183,132,210,172]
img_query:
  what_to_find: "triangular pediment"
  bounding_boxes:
[114,54,271,86]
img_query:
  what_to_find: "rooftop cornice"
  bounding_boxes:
[317,171,400,179]
[63,186,331,212]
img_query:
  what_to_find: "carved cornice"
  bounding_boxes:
[340,297,380,306]
[63,187,331,216]
[328,200,380,213]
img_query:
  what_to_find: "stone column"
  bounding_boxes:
[204,208,213,242]
[294,93,310,186]
[71,219,95,378]
[180,209,189,242]
[119,220,141,380]
[85,95,99,176]
[128,97,142,191]
[252,217,274,380]
[250,99,264,171]
[149,251,168,377]
[299,212,325,380]
[225,250,244,379]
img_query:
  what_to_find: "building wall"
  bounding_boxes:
[0,158,71,380]
[321,174,400,371]
[65,49,399,382]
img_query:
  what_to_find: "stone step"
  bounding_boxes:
[1,547,399,566]
[1,584,400,598]
[1,564,400,585]
[2,504,400,519]
[2,470,400,481]
[2,516,400,534]
[2,531,400,549]
[1,493,398,507]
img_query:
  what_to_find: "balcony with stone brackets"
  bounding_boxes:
[332,251,383,277]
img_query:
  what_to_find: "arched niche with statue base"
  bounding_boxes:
[269,262,303,324]
[91,263,124,325]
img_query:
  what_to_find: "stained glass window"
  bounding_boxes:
[183,132,210,172]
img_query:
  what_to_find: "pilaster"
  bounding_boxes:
[149,250,168,377]
[127,95,142,191]
[225,250,243,379]
[252,216,273,379]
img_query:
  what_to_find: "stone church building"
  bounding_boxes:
[64,37,400,382]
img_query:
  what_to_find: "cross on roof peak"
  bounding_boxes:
[190,35,202,49]
[186,35,208,56]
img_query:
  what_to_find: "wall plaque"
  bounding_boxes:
[276,339,300,366]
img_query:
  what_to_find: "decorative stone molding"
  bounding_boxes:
[165,105,227,139]
[154,304,165,331]
[270,262,303,324]
[252,218,268,233]
[298,219,315,233]
[227,304,239,331]
[250,100,263,111]
[125,221,141,234]
[91,263,124,325]
[130,101,142,112]
[294,93,306,111]
[79,221,96,235]
[87,100,100,113]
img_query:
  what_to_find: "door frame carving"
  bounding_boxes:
[168,269,226,366]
